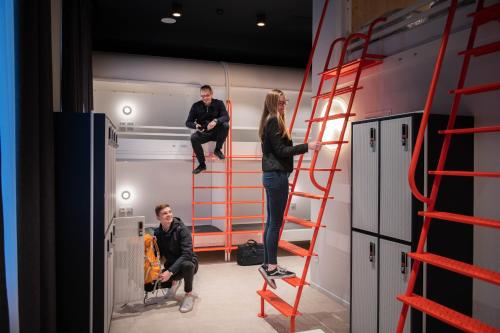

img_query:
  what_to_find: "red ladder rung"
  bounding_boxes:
[306,113,356,123]
[397,294,499,333]
[408,252,500,285]
[320,58,383,79]
[193,186,263,189]
[231,229,263,235]
[459,41,500,57]
[192,231,226,236]
[429,170,500,178]
[450,82,500,95]
[468,2,500,25]
[278,240,317,257]
[321,140,349,145]
[230,215,264,220]
[295,167,342,172]
[419,211,500,228]
[285,215,318,228]
[193,200,264,205]
[312,86,362,99]
[283,276,310,287]
[257,290,299,317]
[291,191,334,200]
[192,216,228,221]
[202,170,262,174]
[439,125,500,135]
[193,246,228,252]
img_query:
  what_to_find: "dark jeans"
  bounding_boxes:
[190,122,229,165]
[262,171,289,265]
[165,260,199,293]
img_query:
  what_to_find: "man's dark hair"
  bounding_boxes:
[155,203,170,216]
[200,85,213,93]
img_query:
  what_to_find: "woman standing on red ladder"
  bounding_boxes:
[258,89,322,288]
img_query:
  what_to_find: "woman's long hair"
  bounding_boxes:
[258,89,291,142]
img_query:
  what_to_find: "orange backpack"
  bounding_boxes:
[144,234,161,285]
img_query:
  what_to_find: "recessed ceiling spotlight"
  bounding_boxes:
[216,8,224,15]
[256,13,266,27]
[161,17,176,24]
[172,3,183,17]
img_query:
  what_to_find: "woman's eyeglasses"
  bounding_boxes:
[278,99,289,106]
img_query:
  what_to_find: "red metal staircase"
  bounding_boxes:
[256,0,386,329]
[397,1,500,332]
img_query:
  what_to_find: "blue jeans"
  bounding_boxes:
[262,171,289,265]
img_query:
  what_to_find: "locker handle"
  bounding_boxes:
[369,128,376,151]
[138,221,143,237]
[402,124,408,151]
[369,242,376,262]
[107,239,110,253]
[401,252,408,274]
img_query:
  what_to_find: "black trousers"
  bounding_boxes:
[165,260,199,293]
[190,122,229,164]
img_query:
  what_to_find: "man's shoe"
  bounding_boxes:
[179,294,195,313]
[266,266,296,279]
[192,164,207,174]
[213,149,225,160]
[165,280,182,300]
[259,266,276,289]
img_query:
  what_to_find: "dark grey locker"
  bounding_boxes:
[351,231,378,333]
[352,121,379,233]
[380,117,413,241]
[379,239,411,333]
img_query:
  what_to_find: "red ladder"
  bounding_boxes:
[256,5,386,330]
[397,1,500,332]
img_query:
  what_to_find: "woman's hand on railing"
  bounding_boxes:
[308,141,322,151]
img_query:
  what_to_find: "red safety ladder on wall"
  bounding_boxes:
[396,1,500,332]
[256,1,386,330]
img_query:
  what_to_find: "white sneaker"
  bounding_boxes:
[165,280,182,300]
[179,294,195,313]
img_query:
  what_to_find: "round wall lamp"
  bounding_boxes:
[122,105,132,115]
[121,190,131,200]
[320,98,348,151]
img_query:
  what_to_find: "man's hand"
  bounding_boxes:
[195,123,205,132]
[206,120,217,131]
[159,270,173,282]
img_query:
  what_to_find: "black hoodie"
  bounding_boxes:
[154,217,198,274]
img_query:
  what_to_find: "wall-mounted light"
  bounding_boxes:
[320,98,348,151]
[172,3,183,17]
[122,105,132,115]
[256,13,266,27]
[121,190,131,200]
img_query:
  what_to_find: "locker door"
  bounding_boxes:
[352,121,379,233]
[379,239,411,333]
[351,231,378,333]
[380,117,412,241]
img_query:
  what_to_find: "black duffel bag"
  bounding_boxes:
[236,239,264,266]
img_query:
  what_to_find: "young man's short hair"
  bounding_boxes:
[200,85,212,93]
[155,204,170,216]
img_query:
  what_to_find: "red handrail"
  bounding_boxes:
[408,0,458,204]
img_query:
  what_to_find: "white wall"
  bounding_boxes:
[311,0,500,326]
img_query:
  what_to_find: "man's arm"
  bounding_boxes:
[166,226,194,275]
[185,104,198,129]
[215,100,230,124]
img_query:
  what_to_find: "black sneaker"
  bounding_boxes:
[259,266,276,289]
[266,266,296,279]
[192,164,207,174]
[213,149,225,160]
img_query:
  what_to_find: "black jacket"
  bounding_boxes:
[154,217,198,274]
[261,117,308,172]
[185,99,230,130]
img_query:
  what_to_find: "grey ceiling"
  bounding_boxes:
[92,0,312,68]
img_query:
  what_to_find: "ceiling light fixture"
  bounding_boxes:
[161,17,176,24]
[256,13,266,27]
[172,3,183,18]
